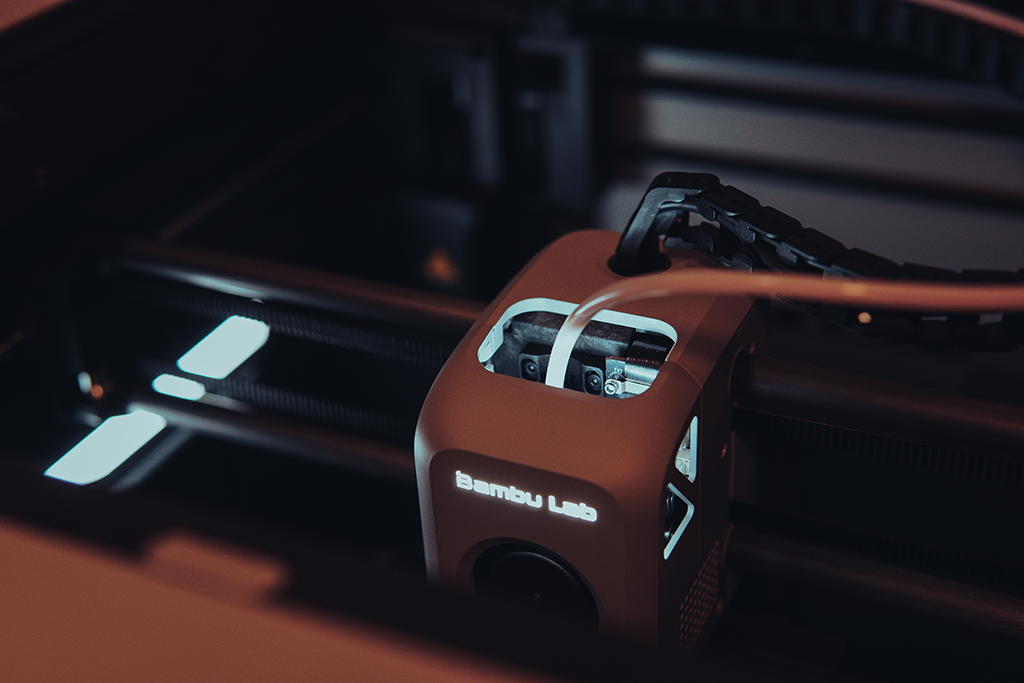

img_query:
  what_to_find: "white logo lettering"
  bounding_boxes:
[489,483,511,500]
[548,496,598,522]
[453,471,594,522]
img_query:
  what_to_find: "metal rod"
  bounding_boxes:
[727,525,1024,642]
[730,353,1024,456]
[127,392,416,485]
[114,238,486,342]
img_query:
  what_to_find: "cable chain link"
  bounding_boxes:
[615,171,1024,350]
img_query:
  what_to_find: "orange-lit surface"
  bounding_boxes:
[0,0,71,32]
[0,517,565,683]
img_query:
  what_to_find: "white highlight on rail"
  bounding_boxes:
[152,374,206,401]
[545,271,1024,390]
[902,0,1024,42]
[176,315,270,380]
[44,410,167,485]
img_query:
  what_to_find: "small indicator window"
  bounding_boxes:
[674,415,698,483]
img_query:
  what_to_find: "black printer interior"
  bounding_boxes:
[2,1,1024,680]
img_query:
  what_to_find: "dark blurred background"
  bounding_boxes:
[2,1,1024,680]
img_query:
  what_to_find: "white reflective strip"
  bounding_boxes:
[45,410,167,485]
[176,316,270,380]
[663,483,695,561]
[152,374,206,401]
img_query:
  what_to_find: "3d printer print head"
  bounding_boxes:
[414,229,764,649]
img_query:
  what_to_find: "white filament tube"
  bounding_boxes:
[545,271,1024,390]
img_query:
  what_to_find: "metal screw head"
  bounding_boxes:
[521,359,540,381]
[604,375,624,396]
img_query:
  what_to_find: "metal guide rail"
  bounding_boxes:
[110,238,1024,472]
[25,235,1024,660]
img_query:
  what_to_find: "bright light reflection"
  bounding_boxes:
[176,316,270,380]
[152,374,206,401]
[45,410,167,485]
[663,483,695,561]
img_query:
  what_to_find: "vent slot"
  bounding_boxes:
[735,410,1024,488]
